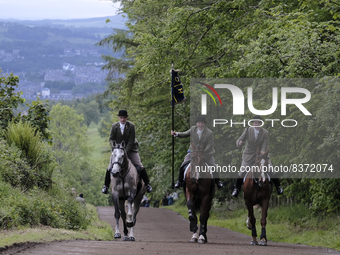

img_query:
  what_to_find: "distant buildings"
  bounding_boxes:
[41,87,50,97]
[1,47,101,62]
[44,63,110,85]
[13,63,113,100]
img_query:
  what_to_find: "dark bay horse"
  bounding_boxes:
[243,148,273,246]
[184,143,215,244]
[109,140,146,241]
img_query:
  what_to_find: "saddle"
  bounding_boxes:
[183,162,213,181]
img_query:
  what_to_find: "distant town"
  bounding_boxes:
[0,18,124,100]
[15,63,114,100]
[0,48,103,62]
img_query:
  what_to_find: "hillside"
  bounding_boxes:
[0,16,125,73]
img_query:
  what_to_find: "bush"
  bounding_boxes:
[4,121,57,189]
[0,139,37,190]
[0,181,91,230]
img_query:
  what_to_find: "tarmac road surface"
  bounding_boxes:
[1,206,338,255]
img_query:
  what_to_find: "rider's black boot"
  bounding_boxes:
[139,167,153,193]
[213,171,224,189]
[231,177,243,197]
[101,170,111,194]
[272,178,283,195]
[174,166,185,189]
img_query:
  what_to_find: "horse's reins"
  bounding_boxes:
[253,155,269,204]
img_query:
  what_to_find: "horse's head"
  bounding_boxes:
[109,140,128,178]
[254,148,269,187]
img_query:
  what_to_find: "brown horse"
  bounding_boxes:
[243,148,273,246]
[184,143,215,244]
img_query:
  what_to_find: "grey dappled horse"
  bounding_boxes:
[109,140,146,241]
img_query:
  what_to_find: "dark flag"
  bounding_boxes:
[171,69,186,106]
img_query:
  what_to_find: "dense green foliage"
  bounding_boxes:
[49,103,107,206]
[99,0,340,212]
[0,71,52,141]
[5,121,56,189]
[0,71,91,230]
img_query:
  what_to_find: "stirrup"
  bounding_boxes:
[146,183,153,193]
[276,186,284,195]
[216,180,224,189]
[101,185,108,194]
[174,180,182,189]
[231,188,239,197]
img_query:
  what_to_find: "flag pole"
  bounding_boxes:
[171,63,175,189]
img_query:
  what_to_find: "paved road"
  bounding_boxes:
[1,206,339,254]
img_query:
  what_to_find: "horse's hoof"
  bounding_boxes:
[129,237,135,241]
[259,240,267,246]
[123,236,129,241]
[114,233,121,239]
[250,240,258,245]
[190,233,198,243]
[198,235,207,244]
[126,222,133,228]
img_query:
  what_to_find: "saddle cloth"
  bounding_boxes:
[183,163,213,181]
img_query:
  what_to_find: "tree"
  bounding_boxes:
[99,0,340,211]
[49,103,107,205]
[76,100,100,127]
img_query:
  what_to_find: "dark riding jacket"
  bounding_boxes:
[236,126,269,162]
[109,121,139,154]
[177,126,215,157]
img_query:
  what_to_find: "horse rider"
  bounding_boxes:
[171,115,224,189]
[231,115,284,197]
[101,110,153,194]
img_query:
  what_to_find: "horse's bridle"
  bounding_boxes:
[110,147,128,177]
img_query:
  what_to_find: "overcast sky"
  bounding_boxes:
[0,0,120,20]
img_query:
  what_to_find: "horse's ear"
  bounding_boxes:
[110,140,116,149]
[121,140,126,149]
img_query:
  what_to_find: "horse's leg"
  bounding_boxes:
[186,186,198,242]
[119,200,129,241]
[112,193,121,239]
[198,191,212,244]
[259,198,269,246]
[127,194,142,241]
[246,201,258,245]
[126,188,136,228]
[132,196,141,227]
[126,201,133,227]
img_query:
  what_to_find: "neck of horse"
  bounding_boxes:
[119,153,129,178]
[245,170,255,185]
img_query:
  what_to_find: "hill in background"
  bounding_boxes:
[0,16,124,99]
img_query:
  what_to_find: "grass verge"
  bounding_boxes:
[165,201,340,251]
[0,204,113,248]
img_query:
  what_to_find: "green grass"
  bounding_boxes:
[0,204,113,248]
[165,202,340,251]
